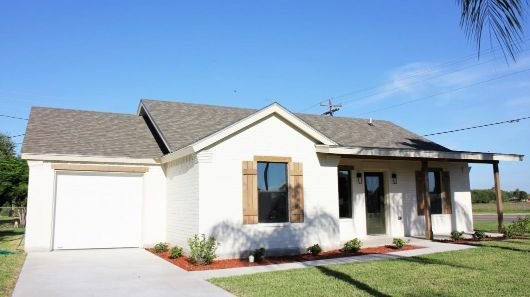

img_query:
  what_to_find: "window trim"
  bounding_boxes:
[255,157,291,224]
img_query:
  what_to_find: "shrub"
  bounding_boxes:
[252,248,266,262]
[473,230,486,240]
[450,231,465,241]
[343,238,362,253]
[153,242,169,253]
[392,238,406,249]
[503,217,530,239]
[188,234,219,265]
[307,243,322,256]
[168,246,183,259]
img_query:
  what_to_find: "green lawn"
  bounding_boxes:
[473,220,499,233]
[472,202,530,214]
[211,239,530,297]
[0,218,26,297]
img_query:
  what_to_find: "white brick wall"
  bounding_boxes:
[197,115,341,258]
[165,156,200,249]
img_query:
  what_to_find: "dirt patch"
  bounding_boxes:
[149,244,423,271]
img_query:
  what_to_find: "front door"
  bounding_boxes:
[364,172,386,235]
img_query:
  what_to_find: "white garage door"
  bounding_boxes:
[53,172,143,250]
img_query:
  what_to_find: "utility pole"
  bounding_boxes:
[320,99,342,116]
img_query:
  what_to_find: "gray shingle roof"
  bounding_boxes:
[141,99,450,152]
[22,107,163,158]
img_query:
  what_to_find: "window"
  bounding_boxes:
[428,171,442,214]
[338,169,352,218]
[257,162,288,223]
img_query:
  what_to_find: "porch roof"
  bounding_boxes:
[315,145,524,163]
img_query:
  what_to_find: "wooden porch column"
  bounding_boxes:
[493,161,504,232]
[421,160,433,240]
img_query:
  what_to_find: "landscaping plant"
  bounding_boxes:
[188,234,219,265]
[450,231,465,241]
[168,246,183,259]
[473,230,486,240]
[503,217,530,239]
[252,248,266,262]
[392,238,406,249]
[307,243,322,256]
[343,238,362,253]
[153,242,169,253]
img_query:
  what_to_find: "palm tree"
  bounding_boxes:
[457,0,527,62]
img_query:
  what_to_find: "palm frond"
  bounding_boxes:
[457,0,527,62]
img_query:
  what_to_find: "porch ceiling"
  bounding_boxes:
[315,145,524,164]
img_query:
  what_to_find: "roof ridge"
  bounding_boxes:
[140,98,258,111]
[31,106,139,117]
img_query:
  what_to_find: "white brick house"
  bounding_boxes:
[21,99,523,257]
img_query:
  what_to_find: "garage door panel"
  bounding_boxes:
[54,172,143,249]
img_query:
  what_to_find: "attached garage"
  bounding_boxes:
[53,171,143,250]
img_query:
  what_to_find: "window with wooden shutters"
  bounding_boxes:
[242,157,304,224]
[289,162,304,223]
[416,170,452,215]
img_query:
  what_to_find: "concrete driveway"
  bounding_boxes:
[12,249,234,297]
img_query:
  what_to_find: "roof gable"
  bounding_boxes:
[141,99,449,157]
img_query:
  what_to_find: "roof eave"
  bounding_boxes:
[315,145,524,163]
[21,153,161,165]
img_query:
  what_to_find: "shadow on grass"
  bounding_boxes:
[396,256,482,271]
[316,266,391,297]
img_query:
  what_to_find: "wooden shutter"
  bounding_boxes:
[242,161,258,224]
[415,171,425,215]
[441,171,452,214]
[289,162,304,223]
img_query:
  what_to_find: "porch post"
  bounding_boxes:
[493,161,504,232]
[421,160,433,240]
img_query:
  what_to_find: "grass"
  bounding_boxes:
[0,217,26,297]
[211,239,530,297]
[473,220,499,233]
[472,202,530,214]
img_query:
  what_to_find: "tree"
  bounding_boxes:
[457,0,527,62]
[0,133,28,226]
[0,133,15,158]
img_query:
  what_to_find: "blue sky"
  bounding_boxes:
[1,1,529,190]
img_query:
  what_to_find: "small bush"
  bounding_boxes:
[307,243,322,256]
[503,217,530,238]
[392,238,406,249]
[168,246,183,259]
[153,242,169,253]
[450,231,465,241]
[252,248,266,262]
[343,238,362,253]
[188,234,219,265]
[473,230,486,240]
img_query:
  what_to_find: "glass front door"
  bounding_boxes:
[364,172,386,234]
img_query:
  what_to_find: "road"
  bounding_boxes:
[473,213,529,222]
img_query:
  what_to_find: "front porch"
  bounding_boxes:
[321,144,523,240]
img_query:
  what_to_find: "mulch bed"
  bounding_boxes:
[435,237,505,244]
[149,244,422,271]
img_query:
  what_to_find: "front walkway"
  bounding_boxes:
[12,248,234,297]
[191,239,475,279]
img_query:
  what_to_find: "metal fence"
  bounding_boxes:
[0,207,27,229]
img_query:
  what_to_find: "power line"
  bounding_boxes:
[0,114,28,121]
[423,116,530,136]
[353,66,530,117]
[301,41,530,112]
[5,134,25,138]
